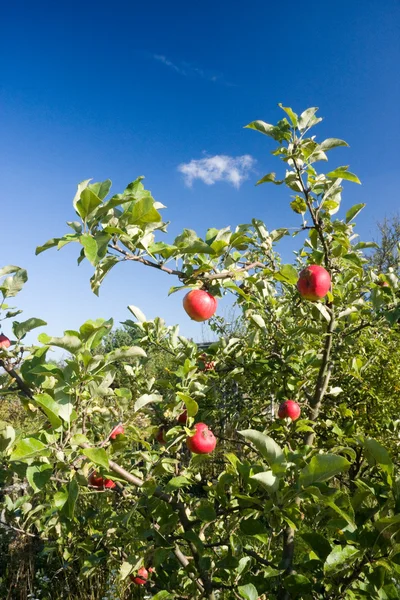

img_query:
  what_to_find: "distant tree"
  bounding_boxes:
[370,214,400,274]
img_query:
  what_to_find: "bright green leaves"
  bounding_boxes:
[320,138,349,151]
[244,119,291,142]
[76,188,102,220]
[290,196,307,214]
[251,470,279,492]
[38,332,82,354]
[34,393,63,428]
[345,203,365,223]
[238,429,285,472]
[326,165,361,184]
[176,391,199,417]
[255,172,283,186]
[324,545,359,574]
[278,104,298,127]
[0,422,15,453]
[299,454,351,488]
[298,107,322,131]
[238,583,259,600]
[0,266,28,299]
[134,393,163,412]
[10,437,48,461]
[275,264,298,285]
[362,438,393,476]
[82,447,109,470]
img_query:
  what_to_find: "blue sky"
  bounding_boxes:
[1,0,399,347]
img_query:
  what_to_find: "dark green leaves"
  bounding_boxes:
[238,429,284,470]
[299,454,350,488]
[301,532,332,561]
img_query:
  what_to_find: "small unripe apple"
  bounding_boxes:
[130,567,148,585]
[278,400,301,421]
[0,334,11,349]
[156,427,167,444]
[186,423,217,454]
[183,290,217,322]
[199,353,215,371]
[297,265,331,301]
[88,472,116,489]
[177,410,188,424]
[110,425,124,440]
[377,280,389,288]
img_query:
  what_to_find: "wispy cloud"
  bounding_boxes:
[178,155,255,189]
[153,54,234,86]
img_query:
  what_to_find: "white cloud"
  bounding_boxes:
[178,154,255,188]
[153,54,186,75]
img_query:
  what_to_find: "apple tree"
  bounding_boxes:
[1,105,400,600]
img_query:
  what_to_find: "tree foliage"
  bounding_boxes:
[1,105,400,600]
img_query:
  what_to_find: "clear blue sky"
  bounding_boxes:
[1,0,399,346]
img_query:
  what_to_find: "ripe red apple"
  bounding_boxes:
[297,265,331,301]
[177,410,188,424]
[156,427,167,444]
[0,334,11,349]
[110,424,124,439]
[88,472,116,489]
[278,400,301,421]
[186,423,217,454]
[183,290,217,322]
[130,567,148,585]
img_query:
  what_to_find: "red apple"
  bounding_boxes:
[156,427,167,444]
[178,410,188,424]
[278,400,301,421]
[88,472,116,489]
[297,265,331,301]
[183,290,217,322]
[110,424,124,440]
[130,567,148,585]
[0,334,11,349]
[186,423,217,454]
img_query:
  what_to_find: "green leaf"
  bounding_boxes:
[152,593,174,600]
[0,265,22,278]
[327,166,361,184]
[35,238,63,255]
[104,346,146,365]
[38,333,82,354]
[290,196,307,214]
[26,463,52,492]
[10,437,47,461]
[320,138,349,151]
[82,447,109,470]
[196,502,217,522]
[276,264,298,285]
[238,430,284,468]
[53,489,68,510]
[0,422,15,452]
[255,172,283,186]
[301,532,332,561]
[251,470,279,492]
[90,256,119,296]
[62,478,79,519]
[129,197,162,225]
[362,438,393,475]
[176,392,198,418]
[12,318,47,340]
[0,269,28,298]
[80,234,98,266]
[165,476,193,491]
[238,583,258,600]
[345,203,366,223]
[299,454,350,488]
[250,314,266,329]
[34,393,62,428]
[88,179,112,200]
[324,545,359,574]
[283,574,312,594]
[127,305,147,323]
[76,188,102,219]
[245,120,275,136]
[134,393,163,412]
[298,107,321,131]
[278,104,298,127]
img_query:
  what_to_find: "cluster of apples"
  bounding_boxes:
[130,566,155,585]
[88,425,125,489]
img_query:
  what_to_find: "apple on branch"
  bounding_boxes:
[297,265,331,301]
[278,400,301,421]
[186,423,217,454]
[183,289,217,322]
[0,334,11,349]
